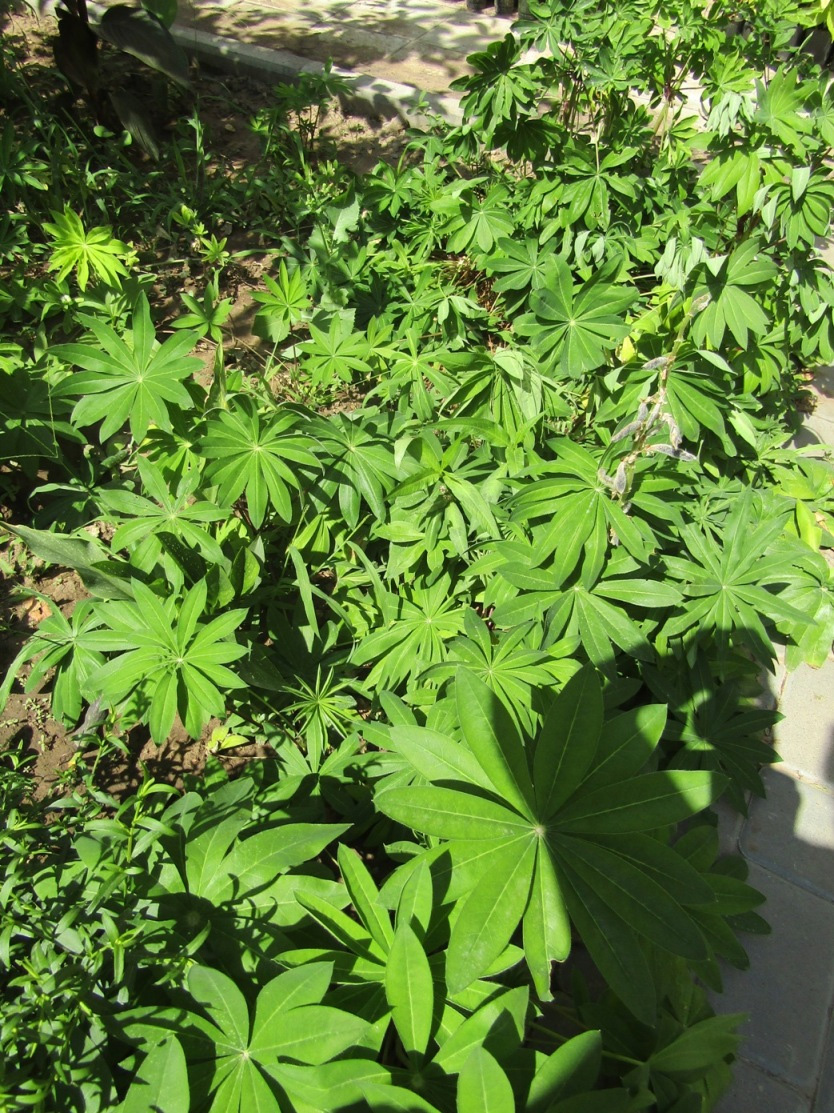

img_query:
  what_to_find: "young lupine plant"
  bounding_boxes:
[86,578,248,741]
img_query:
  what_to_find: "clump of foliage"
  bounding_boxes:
[1,0,834,1109]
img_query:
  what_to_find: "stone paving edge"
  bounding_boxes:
[171,24,465,124]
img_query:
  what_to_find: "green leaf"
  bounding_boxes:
[252,262,310,343]
[1,522,136,600]
[558,869,656,1025]
[385,923,434,1059]
[457,1047,514,1113]
[522,846,571,999]
[434,987,528,1073]
[201,398,319,528]
[455,669,537,819]
[446,836,536,993]
[251,964,333,1036]
[395,860,433,937]
[203,823,349,903]
[53,296,199,442]
[296,889,385,961]
[596,833,715,908]
[274,1060,390,1111]
[555,771,726,834]
[577,704,665,794]
[44,206,130,290]
[251,1003,367,1065]
[208,1058,280,1112]
[387,724,495,795]
[121,1037,189,1113]
[534,665,603,820]
[554,835,707,960]
[526,1030,602,1113]
[187,966,249,1051]
[338,845,394,952]
[361,1083,442,1111]
[375,786,532,841]
[650,1014,745,1076]
[517,256,635,376]
[593,578,682,608]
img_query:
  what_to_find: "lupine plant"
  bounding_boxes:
[1,0,833,1109]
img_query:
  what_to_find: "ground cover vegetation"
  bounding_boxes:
[2,0,834,1107]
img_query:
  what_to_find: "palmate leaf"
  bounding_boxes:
[690,238,777,349]
[297,314,378,389]
[351,574,467,690]
[44,206,130,290]
[252,261,310,343]
[375,669,726,1017]
[200,397,319,528]
[308,410,399,528]
[181,963,368,1112]
[515,256,636,376]
[484,236,553,313]
[421,612,571,732]
[445,184,516,255]
[507,439,655,578]
[0,595,103,725]
[645,654,780,806]
[492,567,675,671]
[52,295,200,442]
[86,578,247,741]
[661,487,811,663]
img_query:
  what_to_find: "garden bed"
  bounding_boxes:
[2,0,834,1109]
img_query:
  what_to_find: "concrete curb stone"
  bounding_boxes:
[171,24,465,124]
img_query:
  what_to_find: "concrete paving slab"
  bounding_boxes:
[711,794,747,857]
[715,1058,812,1113]
[813,365,834,405]
[741,768,834,902]
[713,864,834,1094]
[314,0,454,42]
[796,411,834,449]
[182,0,323,35]
[369,45,470,91]
[814,1024,834,1112]
[774,655,834,787]
[412,10,509,52]
[288,25,415,68]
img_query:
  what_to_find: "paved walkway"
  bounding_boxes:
[176,0,509,90]
[713,658,834,1112]
[174,5,834,1106]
